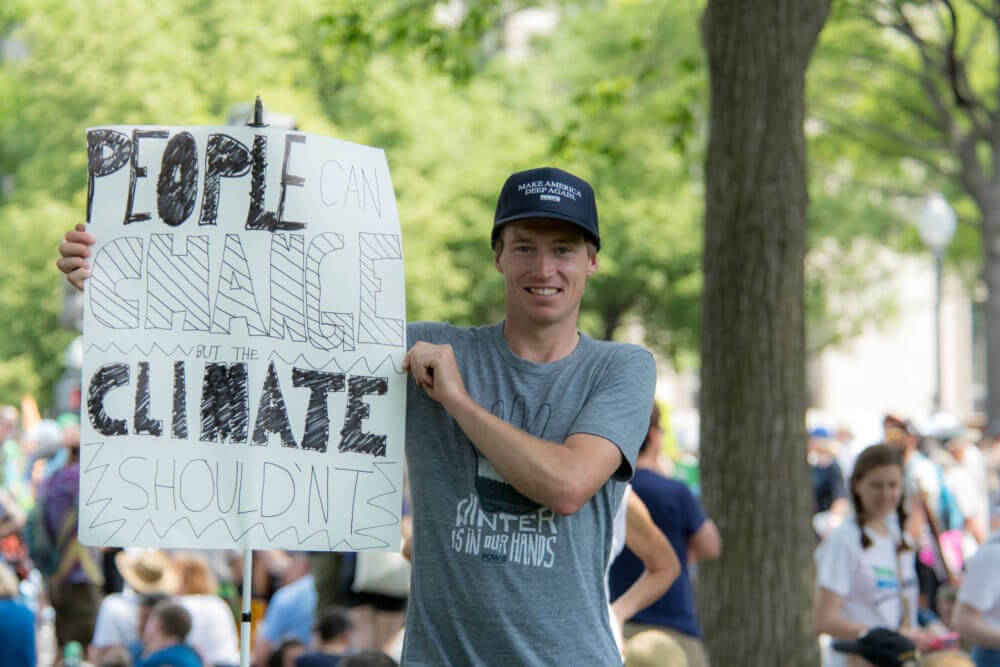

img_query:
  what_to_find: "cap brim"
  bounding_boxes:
[830,639,863,654]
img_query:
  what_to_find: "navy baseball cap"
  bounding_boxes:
[491,167,600,250]
[831,628,919,667]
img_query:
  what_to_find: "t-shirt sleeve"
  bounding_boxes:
[570,345,656,480]
[259,596,287,643]
[815,530,857,597]
[678,483,708,537]
[90,598,132,647]
[957,544,1000,612]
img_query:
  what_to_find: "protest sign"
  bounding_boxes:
[79,125,406,551]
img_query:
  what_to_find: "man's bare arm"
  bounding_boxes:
[404,340,626,515]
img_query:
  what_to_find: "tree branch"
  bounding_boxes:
[963,0,1000,21]
[822,115,950,155]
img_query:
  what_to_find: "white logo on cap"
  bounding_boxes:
[517,180,581,201]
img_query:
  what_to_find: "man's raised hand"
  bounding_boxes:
[56,223,96,291]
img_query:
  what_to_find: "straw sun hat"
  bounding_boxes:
[115,549,180,595]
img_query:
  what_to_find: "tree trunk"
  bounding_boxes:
[699,2,830,665]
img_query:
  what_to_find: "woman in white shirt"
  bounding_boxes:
[954,531,1000,666]
[813,444,931,666]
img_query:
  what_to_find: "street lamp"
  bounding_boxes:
[917,193,957,412]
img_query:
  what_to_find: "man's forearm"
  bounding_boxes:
[955,603,1000,648]
[444,391,617,515]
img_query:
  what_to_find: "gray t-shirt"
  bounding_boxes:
[401,321,656,666]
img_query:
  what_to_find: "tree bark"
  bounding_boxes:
[699,1,830,664]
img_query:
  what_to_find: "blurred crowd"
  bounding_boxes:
[810,412,1000,666]
[0,402,404,667]
[2,396,1000,666]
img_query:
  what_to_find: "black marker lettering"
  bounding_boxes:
[200,363,249,443]
[251,361,297,448]
[133,361,163,436]
[339,375,388,456]
[292,368,345,452]
[125,129,168,224]
[87,129,132,222]
[88,363,130,436]
[156,131,198,226]
[200,133,252,226]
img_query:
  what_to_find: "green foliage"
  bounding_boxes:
[305,0,708,363]
[0,0,330,409]
[0,199,77,406]
[0,0,939,407]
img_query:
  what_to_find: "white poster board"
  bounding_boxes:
[79,125,406,552]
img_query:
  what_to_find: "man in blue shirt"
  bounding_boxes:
[609,404,721,667]
[138,600,202,667]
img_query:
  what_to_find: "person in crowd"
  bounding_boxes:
[954,530,1000,666]
[810,427,848,512]
[0,561,35,667]
[59,166,658,665]
[603,409,681,651]
[343,549,408,653]
[267,639,306,667]
[945,428,991,549]
[127,592,169,665]
[608,488,681,651]
[336,651,397,667]
[91,549,179,663]
[0,405,21,493]
[137,599,202,667]
[37,421,105,652]
[922,651,976,667]
[814,444,932,665]
[937,585,960,632]
[810,426,851,539]
[296,606,352,667]
[884,415,960,618]
[623,629,688,667]
[932,446,980,569]
[983,422,1000,531]
[253,553,316,666]
[97,646,134,667]
[609,403,720,667]
[173,552,240,666]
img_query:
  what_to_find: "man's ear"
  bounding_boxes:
[587,254,599,276]
[494,252,503,273]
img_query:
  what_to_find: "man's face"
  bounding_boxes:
[494,219,597,329]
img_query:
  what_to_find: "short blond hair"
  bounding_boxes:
[625,630,688,667]
[920,651,974,667]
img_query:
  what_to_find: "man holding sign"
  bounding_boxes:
[60,165,655,665]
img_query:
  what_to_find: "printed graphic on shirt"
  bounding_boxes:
[873,566,899,590]
[871,563,916,629]
[454,395,560,567]
[451,492,559,568]
[473,396,551,515]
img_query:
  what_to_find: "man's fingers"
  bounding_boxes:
[56,255,88,274]
[67,269,88,291]
[61,237,94,257]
